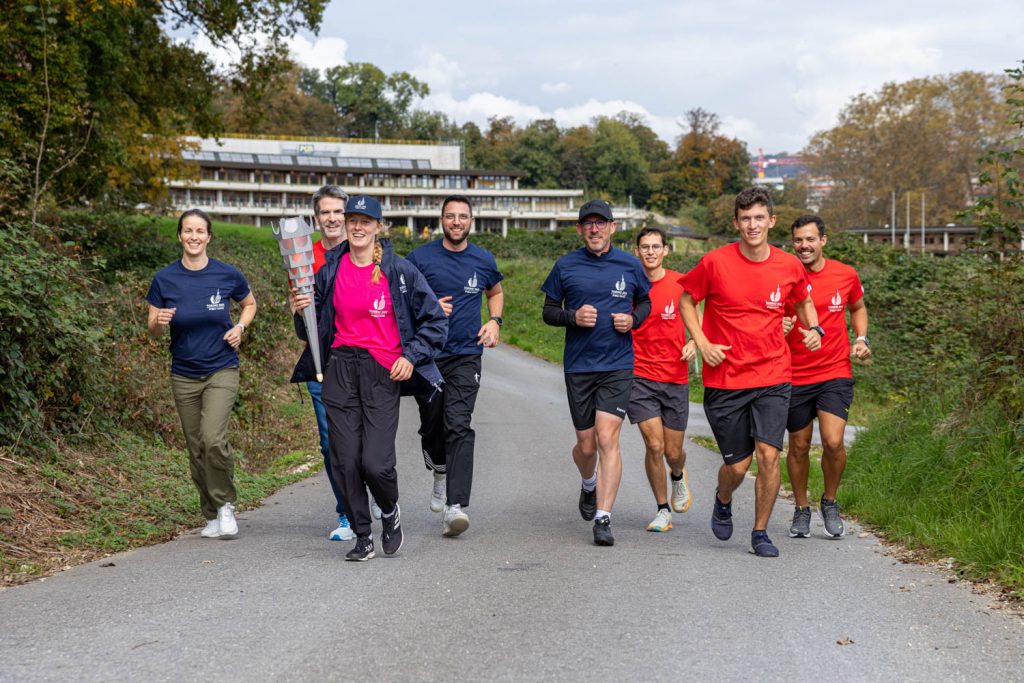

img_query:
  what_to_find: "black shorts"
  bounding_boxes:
[703,383,790,465]
[787,378,854,432]
[564,369,633,430]
[627,377,689,431]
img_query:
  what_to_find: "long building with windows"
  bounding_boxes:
[167,135,646,234]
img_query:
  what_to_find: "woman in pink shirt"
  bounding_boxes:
[294,195,447,561]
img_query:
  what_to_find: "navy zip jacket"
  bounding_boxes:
[290,238,448,396]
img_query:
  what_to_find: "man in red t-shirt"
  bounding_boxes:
[290,185,358,542]
[628,227,696,532]
[782,215,871,540]
[679,187,823,558]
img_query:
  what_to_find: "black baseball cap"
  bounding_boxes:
[577,199,613,222]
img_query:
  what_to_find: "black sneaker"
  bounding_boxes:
[578,487,597,521]
[381,503,404,555]
[345,536,375,561]
[710,489,733,541]
[820,497,845,538]
[751,530,779,558]
[593,516,614,546]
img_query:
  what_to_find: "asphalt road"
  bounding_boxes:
[1,345,1021,682]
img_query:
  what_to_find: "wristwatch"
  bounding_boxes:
[237,323,246,334]
[855,335,870,347]
[810,325,825,338]
[489,316,504,327]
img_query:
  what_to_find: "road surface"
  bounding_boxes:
[1,346,1021,681]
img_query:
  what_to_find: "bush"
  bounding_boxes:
[0,225,103,446]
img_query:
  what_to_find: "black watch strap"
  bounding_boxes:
[811,325,825,337]
[490,316,503,327]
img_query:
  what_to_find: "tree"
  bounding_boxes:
[218,59,338,136]
[510,119,562,188]
[805,72,1011,230]
[651,108,749,214]
[0,0,327,217]
[312,63,429,138]
[590,116,650,205]
[558,125,594,191]
[959,62,1024,248]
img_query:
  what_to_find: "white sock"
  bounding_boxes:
[596,509,610,521]
[582,474,597,492]
[381,508,395,519]
[449,503,461,513]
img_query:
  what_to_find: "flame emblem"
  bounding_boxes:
[769,285,781,303]
[615,275,626,291]
[831,290,842,306]
[373,292,386,310]
[468,272,478,288]
[356,197,367,210]
[210,289,222,305]
[664,299,675,315]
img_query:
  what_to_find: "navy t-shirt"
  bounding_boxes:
[407,240,503,357]
[541,247,650,373]
[146,259,251,378]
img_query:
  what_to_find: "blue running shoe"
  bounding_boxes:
[751,530,779,558]
[710,489,733,541]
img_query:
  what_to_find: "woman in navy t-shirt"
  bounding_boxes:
[146,209,257,539]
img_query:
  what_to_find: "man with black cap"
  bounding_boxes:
[541,199,652,546]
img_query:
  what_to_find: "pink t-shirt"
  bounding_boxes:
[331,254,403,371]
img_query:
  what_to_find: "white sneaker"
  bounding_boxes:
[370,497,382,520]
[328,514,355,541]
[442,504,469,537]
[671,467,692,513]
[646,508,673,532]
[217,502,238,537]
[430,472,446,513]
[200,519,220,538]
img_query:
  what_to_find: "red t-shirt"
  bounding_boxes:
[331,254,403,371]
[312,240,328,273]
[679,242,810,390]
[633,269,689,384]
[785,258,864,385]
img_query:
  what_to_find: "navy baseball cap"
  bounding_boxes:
[345,195,383,220]
[578,199,613,222]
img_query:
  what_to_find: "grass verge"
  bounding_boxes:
[844,395,1024,593]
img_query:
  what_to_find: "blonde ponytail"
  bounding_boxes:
[371,237,383,284]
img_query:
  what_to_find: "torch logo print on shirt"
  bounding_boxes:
[829,289,844,312]
[662,298,676,320]
[370,291,387,318]
[611,275,628,299]
[206,289,225,311]
[766,284,783,310]
[399,273,407,294]
[464,272,480,294]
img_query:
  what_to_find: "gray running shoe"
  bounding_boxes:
[820,497,845,538]
[789,506,811,538]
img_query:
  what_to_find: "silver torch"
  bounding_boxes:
[272,216,323,382]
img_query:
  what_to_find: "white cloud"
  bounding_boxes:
[184,32,347,73]
[411,52,464,93]
[288,35,349,72]
[541,81,570,94]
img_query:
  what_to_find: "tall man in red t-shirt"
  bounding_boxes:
[679,187,823,558]
[783,215,871,539]
[628,227,696,532]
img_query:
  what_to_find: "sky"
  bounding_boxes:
[192,0,1023,154]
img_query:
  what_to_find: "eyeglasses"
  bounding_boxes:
[442,213,471,222]
[637,245,664,253]
[580,220,610,230]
